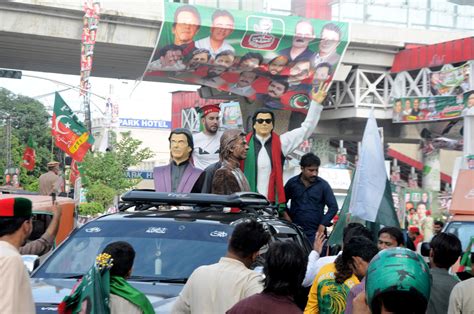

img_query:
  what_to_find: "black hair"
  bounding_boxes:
[334,254,353,284]
[215,50,235,60]
[252,108,275,126]
[300,153,321,168]
[156,44,183,61]
[102,241,136,278]
[270,79,289,93]
[315,62,332,71]
[0,217,30,237]
[321,22,342,39]
[229,219,270,259]
[240,52,264,66]
[190,48,211,60]
[169,128,194,152]
[433,220,444,228]
[343,223,373,246]
[212,9,234,24]
[342,236,379,264]
[378,226,404,246]
[430,232,462,269]
[173,5,201,29]
[263,241,307,297]
[372,290,428,314]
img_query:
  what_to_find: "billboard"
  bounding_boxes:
[144,3,350,113]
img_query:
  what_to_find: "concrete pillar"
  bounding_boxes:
[422,149,441,192]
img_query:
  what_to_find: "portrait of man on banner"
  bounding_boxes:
[145,2,350,113]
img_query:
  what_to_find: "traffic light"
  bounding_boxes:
[0,69,22,79]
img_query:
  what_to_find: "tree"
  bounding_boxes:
[81,131,154,196]
[0,88,60,188]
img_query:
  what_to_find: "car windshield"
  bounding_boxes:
[33,219,234,281]
[445,221,474,250]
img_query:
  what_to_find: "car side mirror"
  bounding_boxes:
[22,255,40,274]
[420,242,430,257]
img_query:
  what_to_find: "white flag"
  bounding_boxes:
[349,111,387,222]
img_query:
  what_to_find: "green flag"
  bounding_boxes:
[328,175,400,246]
[58,254,112,314]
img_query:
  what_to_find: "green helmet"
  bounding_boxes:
[366,248,431,313]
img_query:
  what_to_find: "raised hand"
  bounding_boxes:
[311,81,329,104]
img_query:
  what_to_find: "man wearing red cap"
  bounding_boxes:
[192,104,223,170]
[0,197,35,313]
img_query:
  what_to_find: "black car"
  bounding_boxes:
[30,191,312,313]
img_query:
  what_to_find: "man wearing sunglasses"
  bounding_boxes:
[241,84,327,216]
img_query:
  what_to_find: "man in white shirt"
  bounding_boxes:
[0,197,35,313]
[172,219,271,313]
[243,84,327,212]
[192,104,223,170]
[195,9,235,59]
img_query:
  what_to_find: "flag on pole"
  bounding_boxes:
[58,253,112,314]
[328,113,400,246]
[21,135,36,171]
[69,160,85,186]
[349,111,387,222]
[52,93,94,162]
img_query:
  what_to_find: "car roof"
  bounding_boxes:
[95,210,252,225]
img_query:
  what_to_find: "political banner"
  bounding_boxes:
[430,63,470,96]
[392,95,465,123]
[80,0,100,96]
[144,3,350,112]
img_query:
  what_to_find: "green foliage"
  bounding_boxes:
[82,131,154,194]
[23,179,39,192]
[85,183,115,210]
[79,202,104,216]
[0,88,62,186]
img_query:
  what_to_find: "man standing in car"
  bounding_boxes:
[0,197,35,313]
[284,153,338,243]
[192,104,223,170]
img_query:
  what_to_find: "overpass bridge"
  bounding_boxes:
[0,0,473,147]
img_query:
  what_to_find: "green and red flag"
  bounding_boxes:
[21,135,36,171]
[52,92,94,162]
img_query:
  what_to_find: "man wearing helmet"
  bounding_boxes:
[353,247,432,314]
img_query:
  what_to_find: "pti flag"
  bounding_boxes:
[52,93,94,162]
[21,135,36,171]
[328,113,399,246]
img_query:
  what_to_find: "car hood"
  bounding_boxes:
[31,278,181,313]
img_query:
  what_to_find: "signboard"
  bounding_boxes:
[318,168,352,191]
[119,118,171,129]
[144,3,350,112]
[430,63,470,96]
[125,170,154,180]
[391,95,464,123]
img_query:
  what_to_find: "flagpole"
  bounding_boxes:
[51,135,54,161]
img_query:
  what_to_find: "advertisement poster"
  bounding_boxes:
[145,3,350,112]
[403,189,438,231]
[430,63,470,96]
[391,95,464,123]
[220,101,243,129]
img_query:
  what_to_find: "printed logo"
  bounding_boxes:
[85,227,101,233]
[146,227,168,234]
[210,230,228,238]
[289,94,311,109]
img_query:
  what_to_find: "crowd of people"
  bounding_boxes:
[2,196,473,313]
